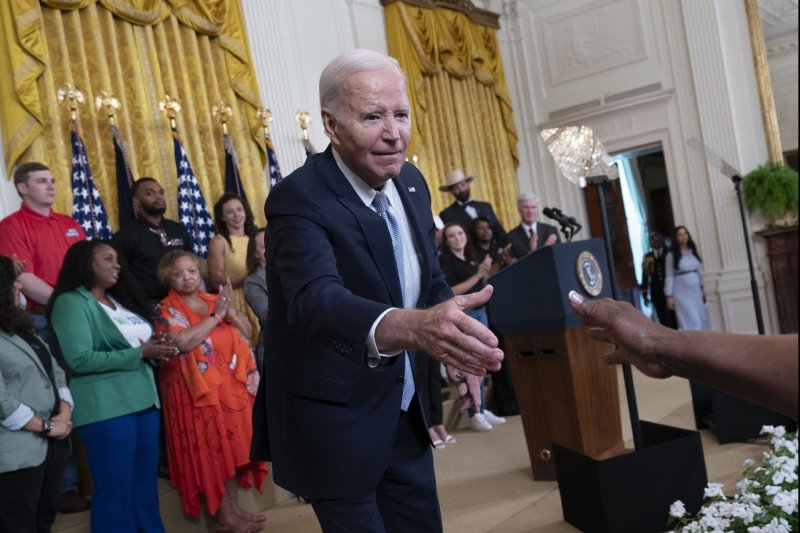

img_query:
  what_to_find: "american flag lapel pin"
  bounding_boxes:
[408,187,416,192]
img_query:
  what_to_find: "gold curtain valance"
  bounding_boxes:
[0,0,268,229]
[0,0,265,180]
[383,0,519,228]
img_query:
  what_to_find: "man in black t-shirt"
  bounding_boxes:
[112,177,192,307]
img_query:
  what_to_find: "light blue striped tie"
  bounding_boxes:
[373,191,415,411]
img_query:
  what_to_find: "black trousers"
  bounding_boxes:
[416,352,444,427]
[490,335,518,415]
[0,438,67,533]
[653,301,678,330]
[309,399,443,533]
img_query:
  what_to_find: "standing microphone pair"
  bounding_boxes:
[543,207,582,241]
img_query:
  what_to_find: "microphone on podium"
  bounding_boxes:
[543,207,582,241]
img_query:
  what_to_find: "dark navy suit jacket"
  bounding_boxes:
[507,221,561,259]
[252,146,452,498]
[439,199,507,245]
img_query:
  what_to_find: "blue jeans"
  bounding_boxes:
[466,306,488,417]
[80,409,165,533]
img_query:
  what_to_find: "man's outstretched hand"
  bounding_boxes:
[376,285,504,377]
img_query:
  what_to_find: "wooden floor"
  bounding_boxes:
[54,369,768,532]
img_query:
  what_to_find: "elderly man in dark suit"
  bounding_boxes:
[507,192,560,259]
[252,49,504,533]
[439,169,507,245]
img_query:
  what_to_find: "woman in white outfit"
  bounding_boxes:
[664,226,709,331]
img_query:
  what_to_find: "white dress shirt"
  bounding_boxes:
[332,149,421,361]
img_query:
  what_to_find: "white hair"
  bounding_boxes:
[517,192,540,207]
[319,49,405,119]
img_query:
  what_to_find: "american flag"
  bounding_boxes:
[266,134,283,188]
[223,132,247,201]
[70,122,113,240]
[172,128,215,257]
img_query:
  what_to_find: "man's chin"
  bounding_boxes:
[142,206,167,217]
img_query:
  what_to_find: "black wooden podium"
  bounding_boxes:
[487,239,624,480]
[487,239,708,532]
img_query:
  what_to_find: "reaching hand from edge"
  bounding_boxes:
[568,291,675,379]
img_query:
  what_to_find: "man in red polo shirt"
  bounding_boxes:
[0,161,89,513]
[0,162,86,308]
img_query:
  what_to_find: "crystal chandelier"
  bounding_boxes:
[540,126,618,187]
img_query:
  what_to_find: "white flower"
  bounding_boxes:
[669,500,686,518]
[674,428,798,533]
[729,501,756,523]
[704,483,727,499]
[772,470,787,485]
[743,458,756,468]
[773,490,798,515]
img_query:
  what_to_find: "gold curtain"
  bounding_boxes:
[383,1,519,228]
[0,0,267,228]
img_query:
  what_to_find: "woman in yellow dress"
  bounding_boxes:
[208,193,259,347]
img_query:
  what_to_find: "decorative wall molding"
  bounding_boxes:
[766,34,799,55]
[541,0,647,85]
[379,0,500,27]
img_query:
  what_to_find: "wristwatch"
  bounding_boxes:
[40,418,53,437]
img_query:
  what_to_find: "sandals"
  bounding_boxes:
[432,439,446,449]
[443,434,457,444]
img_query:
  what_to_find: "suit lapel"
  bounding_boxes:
[394,172,430,304]
[6,334,48,377]
[317,150,404,308]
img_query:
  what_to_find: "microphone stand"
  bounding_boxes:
[558,222,572,242]
[585,175,644,451]
[732,174,766,335]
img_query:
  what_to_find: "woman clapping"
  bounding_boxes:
[155,251,266,532]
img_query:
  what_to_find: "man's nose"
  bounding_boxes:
[382,117,400,139]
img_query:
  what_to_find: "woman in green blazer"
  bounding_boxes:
[0,255,74,532]
[50,241,178,533]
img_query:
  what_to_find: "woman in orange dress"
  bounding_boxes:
[155,250,266,532]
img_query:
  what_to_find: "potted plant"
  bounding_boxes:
[742,163,798,226]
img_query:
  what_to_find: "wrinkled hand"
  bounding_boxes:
[11,254,26,277]
[410,285,504,376]
[544,234,558,246]
[140,334,180,360]
[225,307,239,323]
[477,255,492,280]
[498,243,514,266]
[54,401,72,424]
[48,417,72,439]
[213,278,234,316]
[246,370,259,396]
[568,291,675,379]
[528,231,538,251]
[446,366,483,412]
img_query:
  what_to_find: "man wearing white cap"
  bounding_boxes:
[439,169,507,245]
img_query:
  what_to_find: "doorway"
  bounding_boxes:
[583,144,675,314]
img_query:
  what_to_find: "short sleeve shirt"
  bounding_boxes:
[0,204,87,305]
